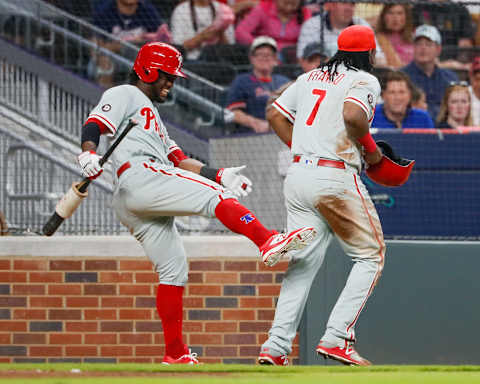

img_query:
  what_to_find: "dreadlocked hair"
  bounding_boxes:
[128,69,140,85]
[321,50,373,78]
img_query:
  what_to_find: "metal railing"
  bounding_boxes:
[0,124,124,235]
[0,0,228,134]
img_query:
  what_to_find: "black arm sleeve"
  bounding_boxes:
[81,122,101,147]
[200,166,219,182]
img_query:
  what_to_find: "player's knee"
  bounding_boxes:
[363,238,386,266]
[372,239,386,268]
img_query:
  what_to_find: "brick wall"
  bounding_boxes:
[0,257,298,364]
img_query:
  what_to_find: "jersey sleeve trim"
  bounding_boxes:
[344,97,369,116]
[85,117,110,135]
[226,101,247,110]
[88,113,117,135]
[167,144,181,154]
[272,100,295,124]
[167,148,188,167]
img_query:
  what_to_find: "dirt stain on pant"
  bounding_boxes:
[315,193,385,262]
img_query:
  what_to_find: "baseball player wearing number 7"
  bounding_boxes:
[77,42,316,365]
[258,25,386,366]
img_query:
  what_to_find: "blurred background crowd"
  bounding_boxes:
[1,0,480,136]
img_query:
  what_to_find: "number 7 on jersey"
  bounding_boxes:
[306,89,326,126]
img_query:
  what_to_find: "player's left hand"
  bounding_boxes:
[218,166,253,197]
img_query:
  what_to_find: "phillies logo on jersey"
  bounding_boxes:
[140,107,166,143]
[367,94,374,106]
[240,213,255,224]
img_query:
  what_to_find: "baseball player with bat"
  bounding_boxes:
[74,42,316,364]
[42,120,137,236]
[258,25,414,366]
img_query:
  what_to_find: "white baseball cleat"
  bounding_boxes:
[260,227,317,267]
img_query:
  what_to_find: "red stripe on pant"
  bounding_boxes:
[345,174,385,338]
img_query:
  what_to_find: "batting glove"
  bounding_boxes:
[217,165,253,197]
[77,150,103,180]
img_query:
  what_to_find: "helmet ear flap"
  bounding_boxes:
[140,67,159,83]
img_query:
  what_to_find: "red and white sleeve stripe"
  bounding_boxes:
[87,114,117,135]
[272,100,295,124]
[167,145,188,167]
[344,97,369,118]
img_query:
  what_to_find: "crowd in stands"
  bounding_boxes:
[5,0,480,134]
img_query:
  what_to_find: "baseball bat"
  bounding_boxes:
[42,119,137,236]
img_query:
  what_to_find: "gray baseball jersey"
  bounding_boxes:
[262,64,386,355]
[88,84,180,170]
[88,84,236,285]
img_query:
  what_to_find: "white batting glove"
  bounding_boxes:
[218,165,253,197]
[77,150,103,179]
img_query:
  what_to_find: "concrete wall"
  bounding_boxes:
[301,240,480,365]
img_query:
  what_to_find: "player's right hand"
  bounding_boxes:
[77,150,103,180]
[363,146,382,167]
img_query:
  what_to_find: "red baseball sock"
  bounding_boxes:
[156,284,188,359]
[215,198,276,247]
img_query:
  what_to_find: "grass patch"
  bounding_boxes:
[1,363,480,373]
[0,364,480,383]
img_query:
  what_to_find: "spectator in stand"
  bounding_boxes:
[411,85,428,111]
[354,3,382,27]
[171,0,235,60]
[90,0,168,88]
[219,0,260,20]
[412,0,474,70]
[296,2,385,65]
[375,4,414,69]
[469,57,480,126]
[454,0,480,16]
[225,36,290,134]
[412,0,474,48]
[372,71,434,129]
[235,0,311,52]
[436,82,472,129]
[401,25,458,121]
[299,42,327,73]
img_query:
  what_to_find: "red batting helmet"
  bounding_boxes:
[366,141,415,187]
[338,25,376,52]
[133,42,187,83]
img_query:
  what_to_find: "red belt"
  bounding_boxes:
[116,161,131,178]
[293,155,345,169]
